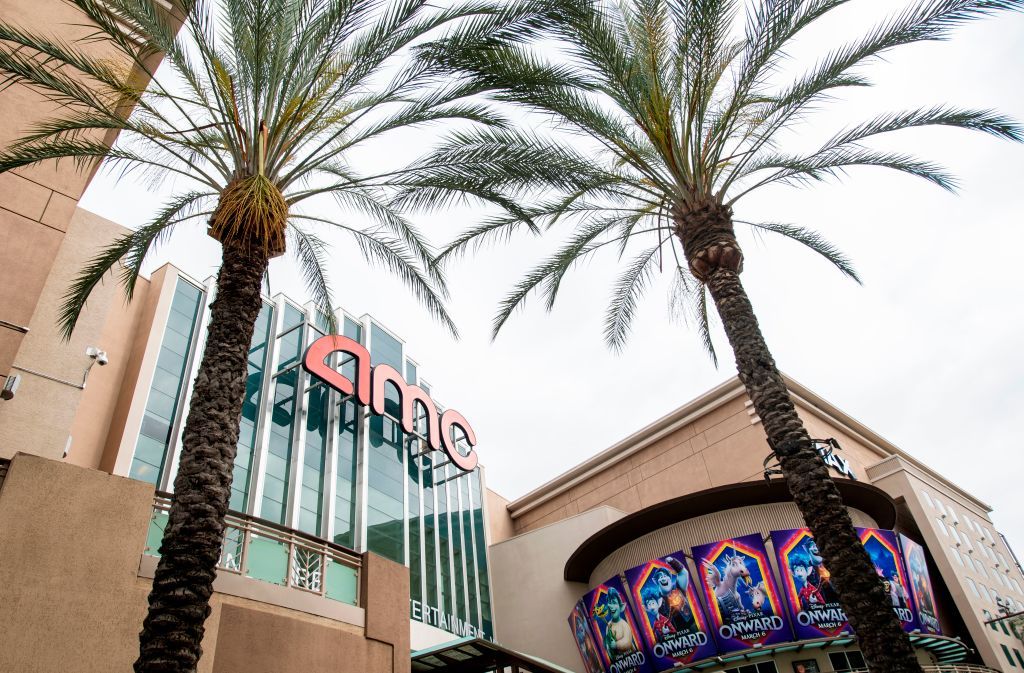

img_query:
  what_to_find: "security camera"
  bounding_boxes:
[86,346,109,366]
[1,374,20,400]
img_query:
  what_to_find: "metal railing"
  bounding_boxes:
[146,493,361,606]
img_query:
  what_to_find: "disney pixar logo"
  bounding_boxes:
[303,335,478,472]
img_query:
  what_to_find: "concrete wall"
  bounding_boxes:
[870,456,1024,672]
[0,209,151,465]
[489,506,626,670]
[486,487,516,544]
[0,453,411,673]
[511,393,891,535]
[0,0,175,378]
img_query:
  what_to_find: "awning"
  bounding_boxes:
[412,637,578,673]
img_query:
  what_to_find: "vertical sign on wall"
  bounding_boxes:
[771,529,850,639]
[899,534,942,635]
[583,576,652,673]
[623,552,718,670]
[569,599,607,673]
[692,534,791,653]
[857,528,919,632]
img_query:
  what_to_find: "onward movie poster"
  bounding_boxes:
[856,528,920,632]
[584,576,652,673]
[692,534,791,653]
[771,529,850,639]
[569,599,606,673]
[899,534,942,635]
[623,551,718,670]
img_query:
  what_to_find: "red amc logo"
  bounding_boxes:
[302,335,479,472]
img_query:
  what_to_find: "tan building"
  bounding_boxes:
[484,379,1024,673]
[1,3,1021,673]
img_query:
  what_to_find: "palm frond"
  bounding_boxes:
[288,224,339,334]
[740,220,860,283]
[604,241,662,352]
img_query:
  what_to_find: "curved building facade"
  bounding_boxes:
[486,379,1024,673]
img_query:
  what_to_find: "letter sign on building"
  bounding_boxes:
[303,335,478,471]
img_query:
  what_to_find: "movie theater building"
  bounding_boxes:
[0,204,506,671]
[484,379,1024,673]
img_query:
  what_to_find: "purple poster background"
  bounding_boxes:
[771,528,850,639]
[857,527,920,632]
[623,551,718,670]
[584,576,652,673]
[692,534,792,653]
[899,534,942,635]
[569,599,606,673]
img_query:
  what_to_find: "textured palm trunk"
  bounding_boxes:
[134,240,270,673]
[675,201,921,673]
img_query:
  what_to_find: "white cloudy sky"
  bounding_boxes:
[80,1,1024,554]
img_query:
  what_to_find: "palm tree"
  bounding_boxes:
[403,1,1023,671]
[0,0,528,670]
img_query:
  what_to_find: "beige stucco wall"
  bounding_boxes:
[0,209,148,465]
[512,393,892,535]
[489,505,626,670]
[0,453,411,673]
[870,456,1024,672]
[486,487,516,544]
[0,0,176,378]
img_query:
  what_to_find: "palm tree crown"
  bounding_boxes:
[407,0,1022,355]
[0,0,530,338]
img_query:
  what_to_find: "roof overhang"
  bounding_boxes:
[412,637,577,673]
[564,479,898,582]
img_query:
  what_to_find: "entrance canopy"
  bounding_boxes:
[412,638,577,673]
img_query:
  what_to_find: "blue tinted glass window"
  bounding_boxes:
[370,323,402,371]
[231,302,273,511]
[333,398,358,548]
[461,475,480,628]
[298,383,329,534]
[261,306,304,523]
[422,455,438,608]
[470,470,493,639]
[367,413,405,563]
[450,471,467,623]
[130,279,203,485]
[409,454,422,604]
[437,464,452,616]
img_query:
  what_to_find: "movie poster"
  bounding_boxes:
[899,534,941,635]
[692,534,792,653]
[584,575,652,673]
[771,529,850,639]
[624,551,718,670]
[569,599,606,673]
[857,528,919,632]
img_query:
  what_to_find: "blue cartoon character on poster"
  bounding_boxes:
[584,577,651,673]
[772,529,850,639]
[692,534,791,653]
[857,528,919,631]
[625,552,717,669]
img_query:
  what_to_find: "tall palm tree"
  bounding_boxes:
[403,1,1023,670]
[0,0,527,670]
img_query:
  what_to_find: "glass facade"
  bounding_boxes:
[130,278,204,485]
[127,279,493,640]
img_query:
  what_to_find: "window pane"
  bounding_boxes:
[470,470,493,639]
[333,398,358,548]
[231,302,273,511]
[366,414,405,563]
[828,652,850,672]
[130,280,203,485]
[847,650,866,670]
[298,384,329,535]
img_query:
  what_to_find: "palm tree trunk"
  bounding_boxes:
[703,265,921,673]
[135,240,270,673]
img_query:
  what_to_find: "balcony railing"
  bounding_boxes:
[145,493,360,606]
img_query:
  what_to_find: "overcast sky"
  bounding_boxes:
[80,1,1024,555]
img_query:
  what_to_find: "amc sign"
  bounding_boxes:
[302,335,478,472]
